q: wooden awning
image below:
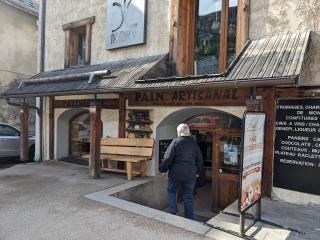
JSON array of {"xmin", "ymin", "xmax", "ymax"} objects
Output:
[
  {"xmin": 2, "ymin": 31, "xmax": 311, "ymax": 98},
  {"xmin": 1, "ymin": 54, "xmax": 170, "ymax": 98},
  {"xmin": 128, "ymin": 31, "xmax": 311, "ymax": 90}
]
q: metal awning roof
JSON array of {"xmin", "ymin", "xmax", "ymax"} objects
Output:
[
  {"xmin": 128, "ymin": 31, "xmax": 311, "ymax": 90},
  {"xmin": 1, "ymin": 0, "xmax": 39, "ymax": 16},
  {"xmin": 2, "ymin": 31, "xmax": 311, "ymax": 98},
  {"xmin": 2, "ymin": 54, "xmax": 170, "ymax": 98}
]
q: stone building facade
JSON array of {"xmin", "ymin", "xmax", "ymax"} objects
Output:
[
  {"xmin": 0, "ymin": 0, "xmax": 38, "ymax": 132},
  {"xmin": 3, "ymin": 0, "xmax": 320, "ymax": 209}
]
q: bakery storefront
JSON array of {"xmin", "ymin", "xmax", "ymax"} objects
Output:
[
  {"xmin": 1, "ymin": 30, "xmax": 312, "ymax": 212},
  {"xmin": 3, "ymin": 0, "xmax": 320, "ymax": 215}
]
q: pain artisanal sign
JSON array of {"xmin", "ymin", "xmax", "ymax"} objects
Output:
[
  {"xmin": 106, "ymin": 0, "xmax": 147, "ymax": 50},
  {"xmin": 127, "ymin": 88, "xmax": 251, "ymax": 106}
]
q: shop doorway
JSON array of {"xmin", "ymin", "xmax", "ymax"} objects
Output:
[
  {"xmin": 185, "ymin": 113, "xmax": 241, "ymax": 212},
  {"xmin": 157, "ymin": 108, "xmax": 242, "ymax": 220}
]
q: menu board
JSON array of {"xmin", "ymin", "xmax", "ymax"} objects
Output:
[
  {"xmin": 158, "ymin": 139, "xmax": 173, "ymax": 170},
  {"xmin": 239, "ymin": 112, "xmax": 266, "ymax": 213},
  {"xmin": 274, "ymin": 99, "xmax": 320, "ymax": 195}
]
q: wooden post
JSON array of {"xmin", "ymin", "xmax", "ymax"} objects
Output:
[
  {"xmin": 118, "ymin": 94, "xmax": 126, "ymax": 138},
  {"xmin": 20, "ymin": 103, "xmax": 29, "ymax": 163},
  {"xmin": 261, "ymin": 87, "xmax": 276, "ymax": 197},
  {"xmin": 48, "ymin": 97, "xmax": 54, "ymax": 160},
  {"xmin": 89, "ymin": 101, "xmax": 101, "ymax": 179},
  {"xmin": 126, "ymin": 162, "xmax": 133, "ymax": 181},
  {"xmin": 140, "ymin": 161, "xmax": 147, "ymax": 177},
  {"xmin": 117, "ymin": 94, "xmax": 126, "ymax": 170}
]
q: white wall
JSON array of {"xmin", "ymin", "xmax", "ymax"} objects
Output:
[
  {"xmin": 44, "ymin": 0, "xmax": 170, "ymax": 70},
  {"xmin": 127, "ymin": 105, "xmax": 246, "ymax": 176}
]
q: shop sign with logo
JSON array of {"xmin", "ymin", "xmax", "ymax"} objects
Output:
[
  {"xmin": 106, "ymin": 0, "xmax": 147, "ymax": 50},
  {"xmin": 239, "ymin": 112, "xmax": 266, "ymax": 213}
]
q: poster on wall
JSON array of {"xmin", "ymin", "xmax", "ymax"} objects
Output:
[
  {"xmin": 106, "ymin": 0, "xmax": 147, "ymax": 50},
  {"xmin": 158, "ymin": 139, "xmax": 173, "ymax": 171},
  {"xmin": 239, "ymin": 112, "xmax": 266, "ymax": 213},
  {"xmin": 274, "ymin": 99, "xmax": 320, "ymax": 195},
  {"xmin": 224, "ymin": 144, "xmax": 238, "ymax": 165}
]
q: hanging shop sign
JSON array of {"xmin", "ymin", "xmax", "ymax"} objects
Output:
[
  {"xmin": 127, "ymin": 88, "xmax": 251, "ymax": 106},
  {"xmin": 239, "ymin": 111, "xmax": 266, "ymax": 213},
  {"xmin": 106, "ymin": 0, "xmax": 147, "ymax": 50},
  {"xmin": 273, "ymin": 99, "xmax": 320, "ymax": 195}
]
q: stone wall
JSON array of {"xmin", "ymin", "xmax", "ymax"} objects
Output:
[
  {"xmin": 0, "ymin": 2, "xmax": 37, "ymax": 133},
  {"xmin": 250, "ymin": 0, "xmax": 320, "ymax": 86},
  {"xmin": 250, "ymin": 0, "xmax": 320, "ymax": 205},
  {"xmin": 44, "ymin": 0, "xmax": 170, "ymax": 70}
]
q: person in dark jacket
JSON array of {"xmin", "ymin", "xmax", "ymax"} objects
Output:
[{"xmin": 159, "ymin": 123, "xmax": 203, "ymax": 220}]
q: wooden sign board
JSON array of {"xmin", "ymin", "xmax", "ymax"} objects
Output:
[
  {"xmin": 54, "ymin": 99, "xmax": 119, "ymax": 109},
  {"xmin": 127, "ymin": 88, "xmax": 251, "ymax": 106}
]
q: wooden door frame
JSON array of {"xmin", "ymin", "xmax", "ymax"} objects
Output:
[
  {"xmin": 190, "ymin": 127, "xmax": 241, "ymax": 211},
  {"xmin": 212, "ymin": 128, "xmax": 241, "ymax": 211}
]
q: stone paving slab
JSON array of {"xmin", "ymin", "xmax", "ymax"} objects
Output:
[
  {"xmin": 205, "ymin": 199, "xmax": 320, "ymax": 240},
  {"xmin": 1, "ymin": 161, "xmax": 319, "ymax": 240},
  {"xmin": 0, "ymin": 161, "xmax": 209, "ymax": 240}
]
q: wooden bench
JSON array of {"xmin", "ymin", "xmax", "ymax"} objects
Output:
[{"xmin": 84, "ymin": 138, "xmax": 154, "ymax": 181}]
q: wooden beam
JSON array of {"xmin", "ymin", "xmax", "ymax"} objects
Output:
[
  {"xmin": 48, "ymin": 97, "xmax": 54, "ymax": 160},
  {"xmin": 175, "ymin": 0, "xmax": 196, "ymax": 76},
  {"xmin": 54, "ymin": 99, "xmax": 119, "ymax": 109},
  {"xmin": 89, "ymin": 101, "xmax": 102, "ymax": 178},
  {"xmin": 20, "ymin": 103, "xmax": 29, "ymax": 163},
  {"xmin": 118, "ymin": 94, "xmax": 126, "ymax": 138},
  {"xmin": 64, "ymin": 30, "xmax": 71, "ymax": 68},
  {"xmin": 169, "ymin": 0, "xmax": 179, "ymax": 72},
  {"xmin": 62, "ymin": 16, "xmax": 95, "ymax": 31},
  {"xmin": 261, "ymin": 87, "xmax": 276, "ymax": 197},
  {"xmin": 127, "ymin": 88, "xmax": 251, "ymax": 107},
  {"xmin": 85, "ymin": 23, "xmax": 92, "ymax": 65},
  {"xmin": 236, "ymin": 0, "xmax": 250, "ymax": 54},
  {"xmin": 219, "ymin": 0, "xmax": 229, "ymax": 72}
]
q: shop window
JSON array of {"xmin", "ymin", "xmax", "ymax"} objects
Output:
[
  {"xmin": 171, "ymin": 0, "xmax": 248, "ymax": 76},
  {"xmin": 195, "ymin": 0, "xmax": 237, "ymax": 74},
  {"xmin": 63, "ymin": 16, "xmax": 95, "ymax": 67}
]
